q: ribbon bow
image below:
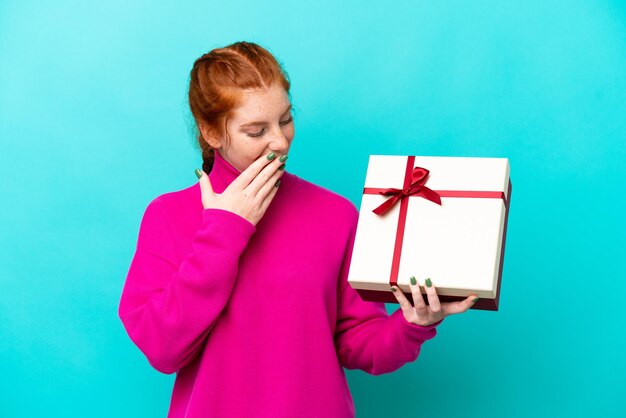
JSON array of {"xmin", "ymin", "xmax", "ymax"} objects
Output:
[{"xmin": 372, "ymin": 166, "xmax": 442, "ymax": 215}]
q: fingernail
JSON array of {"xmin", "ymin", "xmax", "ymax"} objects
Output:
[
  {"xmin": 410, "ymin": 276, "xmax": 417, "ymax": 286},
  {"xmin": 279, "ymin": 154, "xmax": 288, "ymax": 162},
  {"xmin": 390, "ymin": 286, "xmax": 397, "ymax": 292},
  {"xmin": 267, "ymin": 152, "xmax": 276, "ymax": 160},
  {"xmin": 275, "ymin": 179, "xmax": 281, "ymax": 188},
  {"xmin": 194, "ymin": 168, "xmax": 203, "ymax": 179},
  {"xmin": 425, "ymin": 278, "xmax": 432, "ymax": 288},
  {"xmin": 279, "ymin": 163, "xmax": 286, "ymax": 170},
  {"xmin": 472, "ymin": 296, "xmax": 479, "ymax": 303}
]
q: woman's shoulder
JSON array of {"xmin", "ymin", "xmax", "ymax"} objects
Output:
[
  {"xmin": 144, "ymin": 182, "xmax": 202, "ymax": 219},
  {"xmin": 282, "ymin": 172, "xmax": 358, "ymax": 221}
]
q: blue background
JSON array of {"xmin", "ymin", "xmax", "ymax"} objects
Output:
[{"xmin": 1, "ymin": 1, "xmax": 625, "ymax": 416}]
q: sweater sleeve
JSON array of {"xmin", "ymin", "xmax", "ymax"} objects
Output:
[
  {"xmin": 118, "ymin": 198, "xmax": 256, "ymax": 374},
  {"xmin": 333, "ymin": 205, "xmax": 444, "ymax": 376}
]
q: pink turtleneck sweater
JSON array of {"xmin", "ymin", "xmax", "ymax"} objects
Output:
[{"xmin": 118, "ymin": 151, "xmax": 443, "ymax": 417}]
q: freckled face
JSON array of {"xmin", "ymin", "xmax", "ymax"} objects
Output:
[{"xmin": 211, "ymin": 83, "xmax": 295, "ymax": 173}]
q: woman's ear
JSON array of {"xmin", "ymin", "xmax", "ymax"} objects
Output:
[{"xmin": 199, "ymin": 122, "xmax": 222, "ymax": 149}]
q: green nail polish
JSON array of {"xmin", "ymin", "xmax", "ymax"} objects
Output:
[
  {"xmin": 275, "ymin": 179, "xmax": 281, "ymax": 188},
  {"xmin": 410, "ymin": 276, "xmax": 417, "ymax": 286},
  {"xmin": 279, "ymin": 163, "xmax": 286, "ymax": 170},
  {"xmin": 425, "ymin": 278, "xmax": 432, "ymax": 288},
  {"xmin": 279, "ymin": 154, "xmax": 288, "ymax": 162},
  {"xmin": 472, "ymin": 297, "xmax": 479, "ymax": 303},
  {"xmin": 194, "ymin": 168, "xmax": 203, "ymax": 179},
  {"xmin": 267, "ymin": 152, "xmax": 276, "ymax": 160},
  {"xmin": 390, "ymin": 286, "xmax": 397, "ymax": 292}
]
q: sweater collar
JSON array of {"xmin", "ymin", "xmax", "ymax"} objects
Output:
[{"xmin": 208, "ymin": 150, "xmax": 241, "ymax": 194}]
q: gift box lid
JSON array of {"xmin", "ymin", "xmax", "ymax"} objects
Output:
[{"xmin": 364, "ymin": 155, "xmax": 510, "ymax": 199}]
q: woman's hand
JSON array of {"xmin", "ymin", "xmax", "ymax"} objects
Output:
[
  {"xmin": 195, "ymin": 152, "xmax": 286, "ymax": 227},
  {"xmin": 391, "ymin": 277, "xmax": 478, "ymax": 326}
]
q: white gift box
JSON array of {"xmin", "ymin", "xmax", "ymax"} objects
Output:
[{"xmin": 347, "ymin": 155, "xmax": 512, "ymax": 311}]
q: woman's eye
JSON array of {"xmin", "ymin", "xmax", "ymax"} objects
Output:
[
  {"xmin": 247, "ymin": 117, "xmax": 293, "ymax": 138},
  {"xmin": 248, "ymin": 129, "xmax": 265, "ymax": 138}
]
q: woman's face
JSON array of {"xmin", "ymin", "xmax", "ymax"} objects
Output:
[{"xmin": 207, "ymin": 82, "xmax": 294, "ymax": 173}]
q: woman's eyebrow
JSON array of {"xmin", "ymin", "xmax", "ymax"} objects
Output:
[{"xmin": 240, "ymin": 104, "xmax": 292, "ymax": 128}]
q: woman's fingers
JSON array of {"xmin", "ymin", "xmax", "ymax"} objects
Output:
[
  {"xmin": 195, "ymin": 152, "xmax": 286, "ymax": 226},
  {"xmin": 257, "ymin": 163, "xmax": 285, "ymax": 203},
  {"xmin": 246, "ymin": 154, "xmax": 285, "ymax": 196},
  {"xmin": 390, "ymin": 285, "xmax": 415, "ymax": 316},
  {"xmin": 230, "ymin": 152, "xmax": 278, "ymax": 191},
  {"xmin": 423, "ymin": 278, "xmax": 442, "ymax": 314},
  {"xmin": 196, "ymin": 168, "xmax": 215, "ymax": 209},
  {"xmin": 408, "ymin": 276, "xmax": 427, "ymax": 314},
  {"xmin": 259, "ymin": 178, "xmax": 281, "ymax": 213},
  {"xmin": 443, "ymin": 295, "xmax": 478, "ymax": 316}
]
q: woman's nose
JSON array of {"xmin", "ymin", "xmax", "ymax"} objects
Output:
[{"xmin": 268, "ymin": 130, "xmax": 290, "ymax": 153}]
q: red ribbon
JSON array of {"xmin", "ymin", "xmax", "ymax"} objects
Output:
[
  {"xmin": 362, "ymin": 156, "xmax": 507, "ymax": 286},
  {"xmin": 368, "ymin": 166, "xmax": 442, "ymax": 215}
]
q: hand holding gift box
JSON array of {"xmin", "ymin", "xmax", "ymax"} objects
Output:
[
  {"xmin": 390, "ymin": 276, "xmax": 478, "ymax": 326},
  {"xmin": 347, "ymin": 155, "xmax": 512, "ymax": 312}
]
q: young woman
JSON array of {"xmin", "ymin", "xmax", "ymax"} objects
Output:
[{"xmin": 118, "ymin": 41, "xmax": 477, "ymax": 418}]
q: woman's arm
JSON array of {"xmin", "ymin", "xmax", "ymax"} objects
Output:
[
  {"xmin": 118, "ymin": 198, "xmax": 255, "ymax": 374},
  {"xmin": 333, "ymin": 206, "xmax": 443, "ymax": 376}
]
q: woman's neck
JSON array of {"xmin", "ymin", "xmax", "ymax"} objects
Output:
[{"xmin": 208, "ymin": 150, "xmax": 241, "ymax": 194}]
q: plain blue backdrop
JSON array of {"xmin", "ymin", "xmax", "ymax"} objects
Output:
[{"xmin": 1, "ymin": 1, "xmax": 625, "ymax": 417}]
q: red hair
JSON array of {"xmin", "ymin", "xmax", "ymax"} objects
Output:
[{"xmin": 188, "ymin": 41, "xmax": 291, "ymax": 173}]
